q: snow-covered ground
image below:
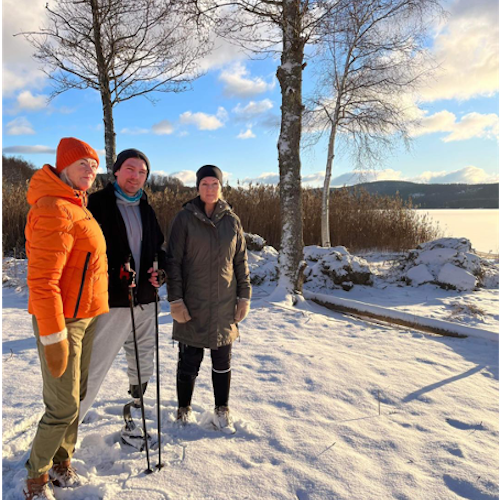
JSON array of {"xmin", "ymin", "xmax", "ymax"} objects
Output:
[
  {"xmin": 2, "ymin": 247, "xmax": 499, "ymax": 499},
  {"xmin": 247, "ymin": 238, "xmax": 499, "ymax": 335}
]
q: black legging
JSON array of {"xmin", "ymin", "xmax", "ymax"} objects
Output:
[{"xmin": 177, "ymin": 343, "xmax": 232, "ymax": 408}]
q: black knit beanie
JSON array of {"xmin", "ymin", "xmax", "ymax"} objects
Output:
[
  {"xmin": 113, "ymin": 149, "xmax": 150, "ymax": 178},
  {"xmin": 196, "ymin": 165, "xmax": 223, "ymax": 189}
]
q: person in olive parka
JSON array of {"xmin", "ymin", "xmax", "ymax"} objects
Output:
[{"xmin": 166, "ymin": 165, "xmax": 251, "ymax": 433}]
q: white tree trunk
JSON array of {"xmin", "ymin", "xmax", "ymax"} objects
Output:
[
  {"xmin": 275, "ymin": 0, "xmax": 306, "ymax": 295},
  {"xmin": 321, "ymin": 123, "xmax": 337, "ymax": 247}
]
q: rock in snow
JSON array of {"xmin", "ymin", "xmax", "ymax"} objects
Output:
[
  {"xmin": 437, "ymin": 263, "xmax": 477, "ymax": 291},
  {"xmin": 406, "ymin": 264, "xmax": 434, "ymax": 285},
  {"xmin": 399, "ymin": 237, "xmax": 488, "ymax": 291}
]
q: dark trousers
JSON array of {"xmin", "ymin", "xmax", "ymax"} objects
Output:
[{"xmin": 177, "ymin": 343, "xmax": 232, "ymax": 408}]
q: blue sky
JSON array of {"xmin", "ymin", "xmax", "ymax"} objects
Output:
[{"xmin": 2, "ymin": 0, "xmax": 499, "ymax": 187}]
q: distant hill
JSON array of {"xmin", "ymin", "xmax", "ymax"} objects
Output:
[{"xmin": 336, "ymin": 181, "xmax": 499, "ymax": 209}]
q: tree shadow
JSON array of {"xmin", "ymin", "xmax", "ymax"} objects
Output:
[{"xmin": 402, "ymin": 364, "xmax": 486, "ymax": 403}]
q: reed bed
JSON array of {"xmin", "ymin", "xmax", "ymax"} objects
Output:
[{"xmin": 3, "ymin": 179, "xmax": 440, "ymax": 257}]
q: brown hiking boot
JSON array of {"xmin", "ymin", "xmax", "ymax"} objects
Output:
[
  {"xmin": 214, "ymin": 406, "xmax": 236, "ymax": 434},
  {"xmin": 50, "ymin": 459, "xmax": 81, "ymax": 488},
  {"xmin": 176, "ymin": 406, "xmax": 195, "ymax": 425},
  {"xmin": 23, "ymin": 473, "xmax": 56, "ymax": 500}
]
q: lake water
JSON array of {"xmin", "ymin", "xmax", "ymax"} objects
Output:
[{"xmin": 419, "ymin": 209, "xmax": 499, "ymax": 255}]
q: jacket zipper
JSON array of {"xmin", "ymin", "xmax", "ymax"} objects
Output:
[{"xmin": 73, "ymin": 252, "xmax": 91, "ymax": 318}]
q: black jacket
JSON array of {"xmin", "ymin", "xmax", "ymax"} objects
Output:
[{"xmin": 88, "ymin": 183, "xmax": 167, "ymax": 308}]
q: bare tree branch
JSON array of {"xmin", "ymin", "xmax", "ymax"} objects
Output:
[{"xmin": 20, "ymin": 0, "xmax": 212, "ymax": 172}]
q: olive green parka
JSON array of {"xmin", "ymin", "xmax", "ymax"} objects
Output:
[{"xmin": 166, "ymin": 197, "xmax": 251, "ymax": 349}]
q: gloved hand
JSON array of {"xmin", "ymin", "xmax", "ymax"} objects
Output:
[
  {"xmin": 44, "ymin": 339, "xmax": 69, "ymax": 378},
  {"xmin": 170, "ymin": 300, "xmax": 192, "ymax": 323},
  {"xmin": 235, "ymin": 299, "xmax": 250, "ymax": 323}
]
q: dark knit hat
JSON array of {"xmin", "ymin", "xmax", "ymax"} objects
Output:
[
  {"xmin": 113, "ymin": 149, "xmax": 150, "ymax": 177},
  {"xmin": 196, "ymin": 165, "xmax": 223, "ymax": 189},
  {"xmin": 56, "ymin": 137, "xmax": 99, "ymax": 173}
]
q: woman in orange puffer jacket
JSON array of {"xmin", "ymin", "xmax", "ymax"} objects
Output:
[{"xmin": 24, "ymin": 137, "xmax": 108, "ymax": 500}]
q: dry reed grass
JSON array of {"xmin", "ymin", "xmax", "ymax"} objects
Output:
[{"xmin": 3, "ymin": 179, "xmax": 440, "ymax": 257}]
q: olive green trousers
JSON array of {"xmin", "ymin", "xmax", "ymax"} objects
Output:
[{"xmin": 26, "ymin": 315, "xmax": 97, "ymax": 478}]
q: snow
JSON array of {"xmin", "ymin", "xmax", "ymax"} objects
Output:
[
  {"xmin": 2, "ymin": 247, "xmax": 499, "ymax": 499},
  {"xmin": 437, "ymin": 264, "xmax": 477, "ymax": 292},
  {"xmin": 304, "ymin": 246, "xmax": 372, "ymax": 291},
  {"xmin": 406, "ymin": 264, "xmax": 434, "ymax": 285},
  {"xmin": 399, "ymin": 238, "xmax": 486, "ymax": 291},
  {"xmin": 303, "ymin": 291, "xmax": 498, "ymax": 342},
  {"xmin": 248, "ymin": 240, "xmax": 498, "ymax": 333}
]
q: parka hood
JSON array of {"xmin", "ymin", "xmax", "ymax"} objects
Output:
[{"xmin": 27, "ymin": 164, "xmax": 87, "ymax": 207}]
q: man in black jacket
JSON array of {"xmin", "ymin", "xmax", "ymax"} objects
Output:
[{"xmin": 79, "ymin": 149, "xmax": 166, "ymax": 438}]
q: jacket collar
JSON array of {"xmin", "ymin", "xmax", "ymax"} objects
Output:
[
  {"xmin": 27, "ymin": 164, "xmax": 88, "ymax": 207},
  {"xmin": 184, "ymin": 196, "xmax": 232, "ymax": 224}
]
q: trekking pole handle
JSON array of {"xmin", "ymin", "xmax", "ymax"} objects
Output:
[{"xmin": 121, "ymin": 255, "xmax": 136, "ymax": 289}]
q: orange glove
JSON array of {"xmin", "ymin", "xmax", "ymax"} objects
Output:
[
  {"xmin": 170, "ymin": 300, "xmax": 192, "ymax": 324},
  {"xmin": 44, "ymin": 339, "xmax": 69, "ymax": 378},
  {"xmin": 235, "ymin": 299, "xmax": 250, "ymax": 323}
]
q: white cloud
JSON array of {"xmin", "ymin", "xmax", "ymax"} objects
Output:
[
  {"xmin": 121, "ymin": 127, "xmax": 149, "ymax": 135},
  {"xmin": 443, "ymin": 113, "xmax": 498, "ymax": 142},
  {"xmin": 411, "ymin": 110, "xmax": 499, "ymax": 142},
  {"xmin": 328, "ymin": 169, "xmax": 404, "ymax": 187},
  {"xmin": 219, "ymin": 63, "xmax": 275, "ymax": 98},
  {"xmin": 410, "ymin": 166, "xmax": 499, "ymax": 184},
  {"xmin": 6, "ymin": 117, "xmax": 35, "ymax": 135},
  {"xmin": 169, "ymin": 168, "xmax": 232, "ymax": 186},
  {"xmin": 241, "ymin": 172, "xmax": 280, "ymax": 185},
  {"xmin": 238, "ymin": 166, "xmax": 498, "ymax": 188},
  {"xmin": 152, "ymin": 120, "xmax": 174, "ymax": 135},
  {"xmin": 2, "ymin": 0, "xmax": 48, "ymax": 95},
  {"xmin": 237, "ymin": 129, "xmax": 256, "ymax": 139},
  {"xmin": 233, "ymin": 99, "xmax": 274, "ymax": 118},
  {"xmin": 120, "ymin": 120, "xmax": 174, "ymax": 135},
  {"xmin": 16, "ymin": 90, "xmax": 48, "ymax": 111},
  {"xmin": 170, "ymin": 170, "xmax": 197, "ymax": 186},
  {"xmin": 198, "ymin": 35, "xmax": 247, "ymax": 72},
  {"xmin": 179, "ymin": 107, "xmax": 227, "ymax": 131},
  {"xmin": 2, "ymin": 145, "xmax": 55, "ymax": 154},
  {"xmin": 420, "ymin": 0, "xmax": 499, "ymax": 102}
]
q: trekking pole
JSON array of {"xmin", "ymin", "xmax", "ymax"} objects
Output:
[
  {"xmin": 125, "ymin": 260, "xmax": 153, "ymax": 474},
  {"xmin": 153, "ymin": 254, "xmax": 164, "ymax": 470}
]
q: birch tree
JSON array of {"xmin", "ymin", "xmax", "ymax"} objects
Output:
[
  {"xmin": 21, "ymin": 0, "xmax": 210, "ymax": 172},
  {"xmin": 305, "ymin": 0, "xmax": 442, "ymax": 247},
  {"xmin": 194, "ymin": 0, "xmax": 341, "ymax": 294}
]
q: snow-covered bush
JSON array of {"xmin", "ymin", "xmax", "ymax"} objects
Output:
[
  {"xmin": 245, "ymin": 232, "xmax": 266, "ymax": 251},
  {"xmin": 397, "ymin": 237, "xmax": 489, "ymax": 291},
  {"xmin": 479, "ymin": 258, "xmax": 499, "ymax": 289},
  {"xmin": 304, "ymin": 246, "xmax": 373, "ymax": 291},
  {"xmin": 247, "ymin": 245, "xmax": 279, "ymax": 286}
]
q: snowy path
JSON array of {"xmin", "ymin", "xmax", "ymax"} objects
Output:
[{"xmin": 2, "ymin": 287, "xmax": 499, "ymax": 499}]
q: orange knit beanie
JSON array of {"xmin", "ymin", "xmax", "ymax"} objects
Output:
[{"xmin": 56, "ymin": 137, "xmax": 99, "ymax": 173}]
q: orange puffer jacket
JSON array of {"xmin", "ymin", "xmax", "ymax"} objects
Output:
[{"xmin": 25, "ymin": 165, "xmax": 109, "ymax": 345}]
